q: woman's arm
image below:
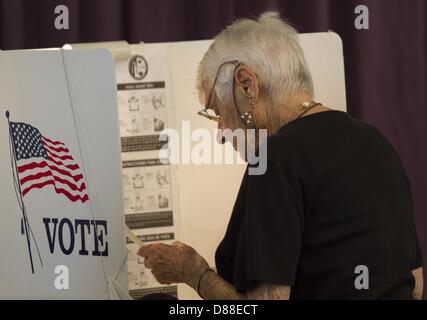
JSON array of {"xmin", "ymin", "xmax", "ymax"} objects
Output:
[
  {"xmin": 195, "ymin": 270, "xmax": 244, "ymax": 300},
  {"xmin": 412, "ymin": 267, "xmax": 423, "ymax": 300},
  {"xmin": 138, "ymin": 241, "xmax": 291, "ymax": 300},
  {"xmin": 195, "ymin": 270, "xmax": 291, "ymax": 300}
]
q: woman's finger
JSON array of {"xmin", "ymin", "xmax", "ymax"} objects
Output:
[
  {"xmin": 138, "ymin": 244, "xmax": 154, "ymax": 257},
  {"xmin": 144, "ymin": 257, "xmax": 154, "ymax": 269}
]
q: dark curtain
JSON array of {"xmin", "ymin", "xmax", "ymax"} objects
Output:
[{"xmin": 1, "ymin": 0, "xmax": 426, "ymax": 297}]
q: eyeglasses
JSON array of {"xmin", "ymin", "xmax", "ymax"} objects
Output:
[
  {"xmin": 197, "ymin": 60, "xmax": 240, "ymax": 122},
  {"xmin": 197, "ymin": 108, "xmax": 220, "ymax": 122}
]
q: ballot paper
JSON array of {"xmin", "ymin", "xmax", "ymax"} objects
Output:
[
  {"xmin": 126, "ymin": 231, "xmax": 177, "ymax": 299},
  {"xmin": 125, "ymin": 224, "xmax": 144, "ymax": 247}
]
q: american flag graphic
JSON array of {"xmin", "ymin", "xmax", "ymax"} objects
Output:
[{"xmin": 10, "ymin": 121, "xmax": 89, "ymax": 203}]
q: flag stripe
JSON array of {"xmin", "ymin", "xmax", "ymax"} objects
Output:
[
  {"xmin": 19, "ymin": 170, "xmax": 87, "ymax": 192},
  {"xmin": 43, "ymin": 143, "xmax": 69, "ymax": 154},
  {"xmin": 20, "ymin": 174, "xmax": 89, "ymax": 202},
  {"xmin": 18, "ymin": 161, "xmax": 83, "ymax": 182},
  {"xmin": 42, "ymin": 142, "xmax": 70, "ymax": 155},
  {"xmin": 41, "ymin": 135, "xmax": 65, "ymax": 146},
  {"xmin": 45, "ymin": 148, "xmax": 74, "ymax": 161},
  {"xmin": 46, "ymin": 155, "xmax": 80, "ymax": 170},
  {"xmin": 22, "ymin": 179, "xmax": 89, "ymax": 202}
]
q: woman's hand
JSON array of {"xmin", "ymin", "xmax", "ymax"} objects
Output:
[{"xmin": 138, "ymin": 241, "xmax": 209, "ymax": 289}]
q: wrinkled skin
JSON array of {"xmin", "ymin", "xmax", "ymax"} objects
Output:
[{"xmin": 138, "ymin": 241, "xmax": 209, "ymax": 289}]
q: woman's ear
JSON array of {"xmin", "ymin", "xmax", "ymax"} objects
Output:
[{"xmin": 234, "ymin": 65, "xmax": 259, "ymax": 100}]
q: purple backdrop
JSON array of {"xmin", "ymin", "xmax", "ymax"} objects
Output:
[{"xmin": 1, "ymin": 0, "xmax": 426, "ymax": 297}]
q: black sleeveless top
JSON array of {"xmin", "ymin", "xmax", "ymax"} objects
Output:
[{"xmin": 215, "ymin": 111, "xmax": 422, "ymax": 299}]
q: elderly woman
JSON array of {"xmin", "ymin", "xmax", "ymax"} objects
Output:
[{"xmin": 139, "ymin": 12, "xmax": 423, "ymax": 299}]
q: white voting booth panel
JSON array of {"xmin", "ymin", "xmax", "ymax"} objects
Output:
[
  {"xmin": 0, "ymin": 49, "xmax": 127, "ymax": 299},
  {"xmin": 168, "ymin": 32, "xmax": 346, "ymax": 299}
]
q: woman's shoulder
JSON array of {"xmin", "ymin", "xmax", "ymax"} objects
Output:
[{"xmin": 264, "ymin": 110, "xmax": 392, "ymax": 163}]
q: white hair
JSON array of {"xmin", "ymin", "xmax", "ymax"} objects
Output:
[{"xmin": 197, "ymin": 11, "xmax": 313, "ymax": 106}]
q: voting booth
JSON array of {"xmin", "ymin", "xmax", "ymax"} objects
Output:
[
  {"xmin": 0, "ymin": 32, "xmax": 346, "ymax": 299},
  {"xmin": 0, "ymin": 49, "xmax": 128, "ymax": 299}
]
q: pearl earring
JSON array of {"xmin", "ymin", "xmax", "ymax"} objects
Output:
[
  {"xmin": 239, "ymin": 93, "xmax": 255, "ymax": 126},
  {"xmin": 246, "ymin": 94, "xmax": 255, "ymax": 105},
  {"xmin": 240, "ymin": 111, "xmax": 253, "ymax": 126}
]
